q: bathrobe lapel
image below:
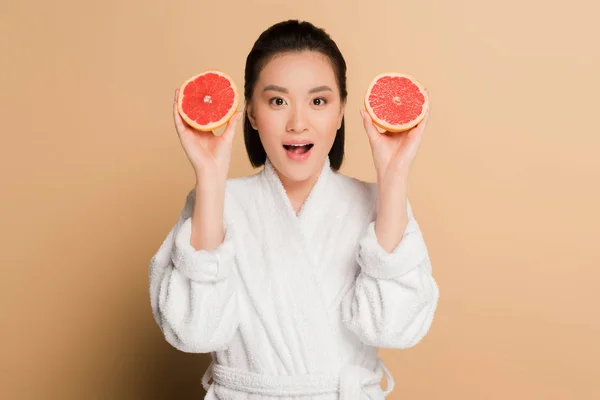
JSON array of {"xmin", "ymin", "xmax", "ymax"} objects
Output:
[{"xmin": 257, "ymin": 157, "xmax": 342, "ymax": 372}]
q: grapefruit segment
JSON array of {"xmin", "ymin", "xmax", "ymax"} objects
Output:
[
  {"xmin": 365, "ymin": 73, "xmax": 429, "ymax": 133},
  {"xmin": 177, "ymin": 70, "xmax": 239, "ymax": 132}
]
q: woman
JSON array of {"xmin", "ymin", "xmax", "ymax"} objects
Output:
[{"xmin": 149, "ymin": 19, "xmax": 439, "ymax": 399}]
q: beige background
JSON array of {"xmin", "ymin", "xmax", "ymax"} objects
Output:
[{"xmin": 2, "ymin": 0, "xmax": 599, "ymax": 398}]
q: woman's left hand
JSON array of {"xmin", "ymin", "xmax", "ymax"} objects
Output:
[{"xmin": 360, "ymin": 93, "xmax": 430, "ymax": 185}]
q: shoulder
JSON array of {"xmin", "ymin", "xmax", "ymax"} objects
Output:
[
  {"xmin": 331, "ymin": 172, "xmax": 414, "ymax": 218},
  {"xmin": 224, "ymin": 172, "xmax": 262, "ymax": 206},
  {"xmin": 331, "ymin": 171, "xmax": 378, "ymax": 215},
  {"xmin": 334, "ymin": 171, "xmax": 377, "ymax": 200}
]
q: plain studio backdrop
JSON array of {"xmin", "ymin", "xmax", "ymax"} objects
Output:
[{"xmin": 1, "ymin": 0, "xmax": 599, "ymax": 399}]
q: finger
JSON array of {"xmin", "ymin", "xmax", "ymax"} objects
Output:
[
  {"xmin": 360, "ymin": 109, "xmax": 380, "ymax": 144},
  {"xmin": 411, "ymin": 101, "xmax": 431, "ymax": 132},
  {"xmin": 221, "ymin": 111, "xmax": 243, "ymax": 143},
  {"xmin": 406, "ymin": 105, "xmax": 430, "ymax": 150},
  {"xmin": 417, "ymin": 105, "xmax": 430, "ymax": 129},
  {"xmin": 173, "ymin": 95, "xmax": 197, "ymax": 137},
  {"xmin": 173, "ymin": 96, "xmax": 186, "ymax": 136},
  {"xmin": 421, "ymin": 103, "xmax": 431, "ymax": 128},
  {"xmin": 409, "ymin": 113, "xmax": 428, "ymax": 142}
]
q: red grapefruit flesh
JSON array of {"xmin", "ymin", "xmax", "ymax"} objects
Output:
[
  {"xmin": 365, "ymin": 73, "xmax": 429, "ymax": 132},
  {"xmin": 177, "ymin": 70, "xmax": 239, "ymax": 132}
]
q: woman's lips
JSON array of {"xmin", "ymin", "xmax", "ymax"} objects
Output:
[{"xmin": 283, "ymin": 143, "xmax": 314, "ymax": 161}]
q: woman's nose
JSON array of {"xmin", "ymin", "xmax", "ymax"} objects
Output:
[{"xmin": 286, "ymin": 106, "xmax": 308, "ymax": 133}]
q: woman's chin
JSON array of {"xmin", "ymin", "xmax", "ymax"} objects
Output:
[{"xmin": 270, "ymin": 153, "xmax": 324, "ymax": 184}]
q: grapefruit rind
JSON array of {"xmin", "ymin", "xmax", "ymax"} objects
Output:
[
  {"xmin": 177, "ymin": 70, "xmax": 239, "ymax": 132},
  {"xmin": 364, "ymin": 72, "xmax": 429, "ymax": 133}
]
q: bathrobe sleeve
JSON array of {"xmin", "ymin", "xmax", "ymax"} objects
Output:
[
  {"xmin": 342, "ymin": 198, "xmax": 439, "ymax": 349},
  {"xmin": 149, "ymin": 188, "xmax": 239, "ymax": 353}
]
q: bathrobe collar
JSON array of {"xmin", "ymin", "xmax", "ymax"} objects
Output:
[{"xmin": 261, "ymin": 156, "xmax": 334, "ymax": 224}]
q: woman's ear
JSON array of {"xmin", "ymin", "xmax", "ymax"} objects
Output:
[
  {"xmin": 337, "ymin": 103, "xmax": 345, "ymax": 130},
  {"xmin": 246, "ymin": 103, "xmax": 258, "ymax": 130}
]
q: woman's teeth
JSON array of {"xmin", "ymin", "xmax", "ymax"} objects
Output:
[{"xmin": 283, "ymin": 144, "xmax": 314, "ymax": 154}]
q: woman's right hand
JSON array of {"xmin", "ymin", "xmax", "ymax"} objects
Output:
[{"xmin": 173, "ymin": 88, "xmax": 243, "ymax": 183}]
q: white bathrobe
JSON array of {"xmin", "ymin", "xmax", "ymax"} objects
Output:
[{"xmin": 149, "ymin": 157, "xmax": 439, "ymax": 399}]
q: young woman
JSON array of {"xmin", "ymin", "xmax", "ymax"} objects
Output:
[{"xmin": 150, "ymin": 19, "xmax": 439, "ymax": 399}]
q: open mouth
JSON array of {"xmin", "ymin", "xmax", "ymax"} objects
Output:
[{"xmin": 283, "ymin": 143, "xmax": 314, "ymax": 155}]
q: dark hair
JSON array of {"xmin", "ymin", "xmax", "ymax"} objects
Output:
[{"xmin": 243, "ymin": 20, "xmax": 347, "ymax": 171}]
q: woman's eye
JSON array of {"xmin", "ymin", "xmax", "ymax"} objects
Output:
[
  {"xmin": 313, "ymin": 98, "xmax": 327, "ymax": 106},
  {"xmin": 269, "ymin": 97, "xmax": 286, "ymax": 106}
]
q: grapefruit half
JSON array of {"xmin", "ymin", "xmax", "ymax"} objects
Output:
[
  {"xmin": 177, "ymin": 70, "xmax": 239, "ymax": 132},
  {"xmin": 364, "ymin": 73, "xmax": 429, "ymax": 133}
]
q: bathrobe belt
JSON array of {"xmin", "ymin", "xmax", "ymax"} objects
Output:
[{"xmin": 201, "ymin": 358, "xmax": 395, "ymax": 398}]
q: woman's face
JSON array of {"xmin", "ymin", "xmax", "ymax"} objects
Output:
[{"xmin": 247, "ymin": 51, "xmax": 344, "ymax": 183}]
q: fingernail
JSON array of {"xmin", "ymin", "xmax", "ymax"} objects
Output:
[
  {"xmin": 174, "ymin": 89, "xmax": 178, "ymax": 102},
  {"xmin": 359, "ymin": 109, "xmax": 365, "ymax": 119}
]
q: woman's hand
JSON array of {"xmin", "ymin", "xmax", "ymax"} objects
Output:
[
  {"xmin": 360, "ymin": 92, "xmax": 430, "ymax": 186},
  {"xmin": 173, "ymin": 88, "xmax": 242, "ymax": 183}
]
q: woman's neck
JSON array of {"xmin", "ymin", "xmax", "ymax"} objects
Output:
[{"xmin": 277, "ymin": 170, "xmax": 321, "ymax": 215}]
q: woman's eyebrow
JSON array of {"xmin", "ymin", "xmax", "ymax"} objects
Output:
[
  {"xmin": 262, "ymin": 85, "xmax": 333, "ymax": 94},
  {"xmin": 263, "ymin": 85, "xmax": 288, "ymax": 93},
  {"xmin": 308, "ymin": 85, "xmax": 333, "ymax": 94}
]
